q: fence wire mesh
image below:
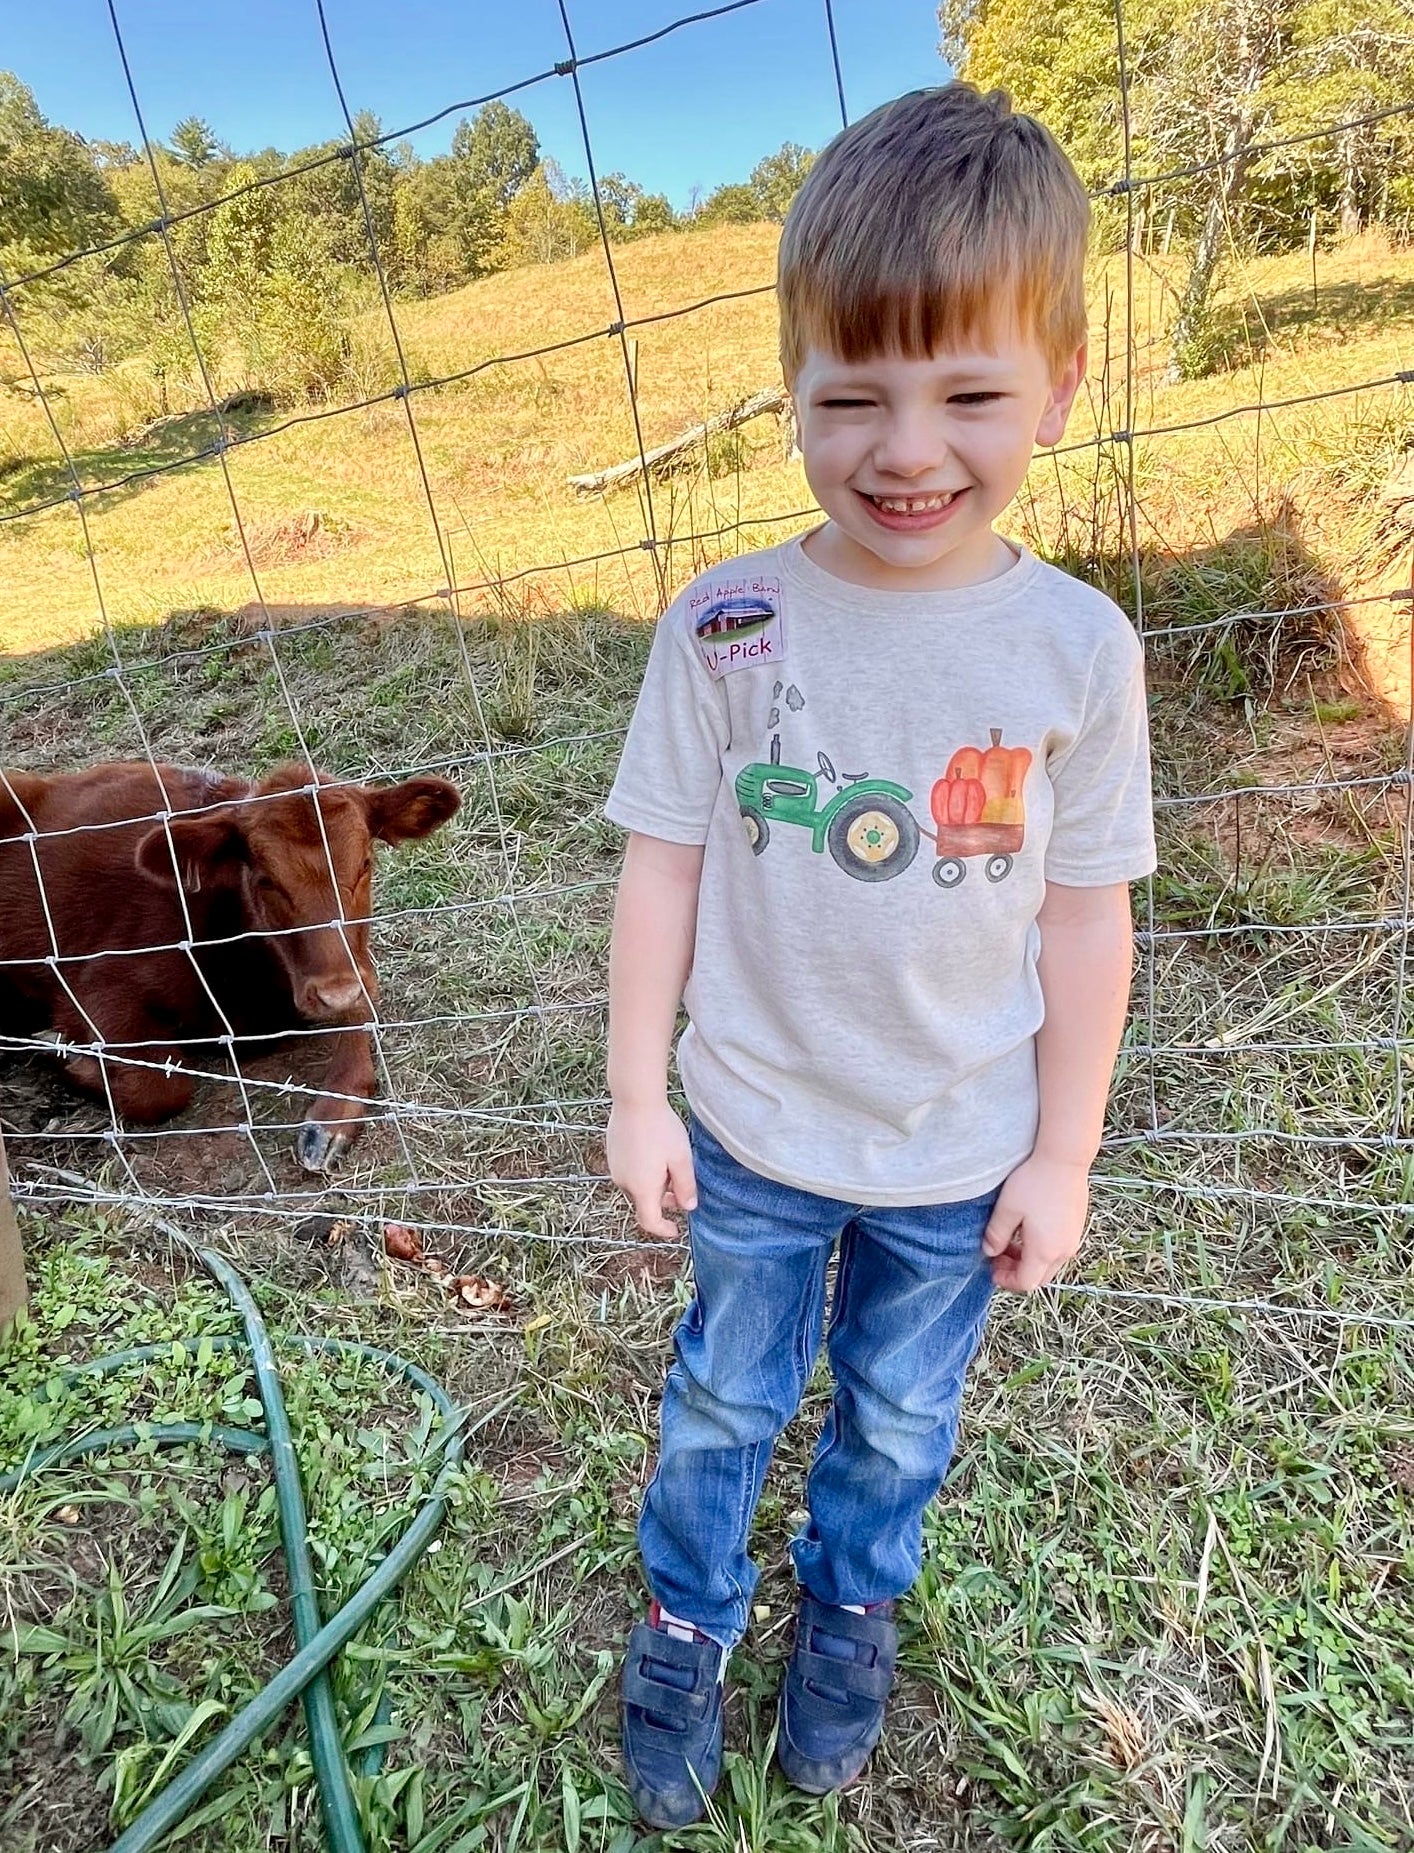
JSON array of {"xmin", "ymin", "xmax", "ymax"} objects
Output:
[{"xmin": 2, "ymin": 0, "xmax": 1413, "ymax": 1358}]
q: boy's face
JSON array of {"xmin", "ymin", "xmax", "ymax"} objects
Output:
[{"xmin": 792, "ymin": 328, "xmax": 1086, "ymax": 591}]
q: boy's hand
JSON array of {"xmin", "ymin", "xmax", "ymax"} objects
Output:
[
  {"xmin": 607, "ymin": 1101, "xmax": 697, "ymax": 1240},
  {"xmin": 982, "ymin": 1154, "xmax": 1090, "ymax": 1292}
]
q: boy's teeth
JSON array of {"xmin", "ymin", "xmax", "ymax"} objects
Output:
[{"xmin": 875, "ymin": 493, "xmax": 955, "ymax": 512}]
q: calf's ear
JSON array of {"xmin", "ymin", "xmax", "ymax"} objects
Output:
[
  {"xmin": 135, "ymin": 812, "xmax": 246, "ymax": 890},
  {"xmin": 365, "ymin": 777, "xmax": 461, "ymax": 844}
]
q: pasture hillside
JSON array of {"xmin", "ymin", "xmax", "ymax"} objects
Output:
[
  {"xmin": 2, "ymin": 224, "xmax": 1412, "ymax": 690},
  {"xmin": 1, "ymin": 222, "xmax": 1412, "ymax": 1853}
]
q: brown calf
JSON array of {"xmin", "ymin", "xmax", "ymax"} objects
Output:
[{"xmin": 0, "ymin": 761, "xmax": 460, "ymax": 1171}]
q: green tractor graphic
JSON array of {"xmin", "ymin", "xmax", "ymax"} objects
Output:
[{"xmin": 735, "ymin": 738, "xmax": 919, "ymax": 882}]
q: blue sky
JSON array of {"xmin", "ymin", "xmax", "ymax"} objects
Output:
[{"xmin": 8, "ymin": 1, "xmax": 948, "ymax": 210}]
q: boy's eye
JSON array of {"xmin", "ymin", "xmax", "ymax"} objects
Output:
[
  {"xmin": 819, "ymin": 396, "xmax": 874, "ymax": 409},
  {"xmin": 950, "ymin": 392, "xmax": 1003, "ymax": 406}
]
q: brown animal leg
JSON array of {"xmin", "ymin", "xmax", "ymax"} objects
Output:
[
  {"xmin": 43, "ymin": 1037, "xmax": 108, "ymax": 1097},
  {"xmin": 46, "ymin": 1007, "xmax": 194, "ymax": 1122},
  {"xmin": 109, "ymin": 1056, "xmax": 196, "ymax": 1124},
  {"xmin": 50, "ymin": 1043, "xmax": 193, "ymax": 1121},
  {"xmin": 295, "ymin": 1029, "xmax": 377, "ymax": 1174}
]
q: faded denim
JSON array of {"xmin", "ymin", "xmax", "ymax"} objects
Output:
[{"xmin": 638, "ymin": 1118, "xmax": 997, "ymax": 1647}]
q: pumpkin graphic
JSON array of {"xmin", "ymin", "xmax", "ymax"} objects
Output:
[
  {"xmin": 932, "ymin": 730, "xmax": 1031, "ymax": 831},
  {"xmin": 935, "ymin": 773, "xmax": 987, "ymax": 828},
  {"xmin": 927, "ymin": 729, "xmax": 1032, "ymax": 889}
]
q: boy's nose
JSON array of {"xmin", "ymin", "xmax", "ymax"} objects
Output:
[{"xmin": 874, "ymin": 415, "xmax": 947, "ymax": 479}]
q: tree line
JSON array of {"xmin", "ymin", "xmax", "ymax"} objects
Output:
[
  {"xmin": 0, "ymin": 73, "xmax": 815, "ymax": 406},
  {"xmin": 6, "ymin": 1, "xmax": 1412, "ymax": 414},
  {"xmin": 940, "ymin": 0, "xmax": 1414, "ymax": 375}
]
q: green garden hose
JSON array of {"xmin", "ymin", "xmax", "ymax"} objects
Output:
[{"xmin": 0, "ymin": 1248, "xmax": 472, "ymax": 1853}]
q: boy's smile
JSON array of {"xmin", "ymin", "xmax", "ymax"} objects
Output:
[
  {"xmin": 792, "ymin": 334, "xmax": 1085, "ymax": 591},
  {"xmin": 862, "ymin": 489, "xmax": 962, "ymax": 531}
]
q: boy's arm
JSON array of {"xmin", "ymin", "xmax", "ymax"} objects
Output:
[
  {"xmin": 607, "ymin": 830, "xmax": 706, "ymax": 1239},
  {"xmin": 983, "ymin": 879, "xmax": 1134, "ymax": 1292}
]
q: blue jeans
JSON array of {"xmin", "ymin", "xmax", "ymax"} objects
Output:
[{"xmin": 639, "ymin": 1119, "xmax": 997, "ymax": 1648}]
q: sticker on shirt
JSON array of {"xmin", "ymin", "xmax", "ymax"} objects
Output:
[
  {"xmin": 690, "ymin": 574, "xmax": 785, "ymax": 678},
  {"xmin": 734, "ymin": 714, "xmax": 1031, "ymax": 890}
]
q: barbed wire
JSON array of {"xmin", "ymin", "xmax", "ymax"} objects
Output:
[
  {"xmin": 9, "ymin": 1042, "xmax": 1414, "ymax": 1157},
  {"xmin": 8, "ymin": 1012, "xmax": 1414, "ymax": 1065}
]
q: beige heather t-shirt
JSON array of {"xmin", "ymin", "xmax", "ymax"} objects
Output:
[{"xmin": 606, "ymin": 533, "xmax": 1157, "ymax": 1205}]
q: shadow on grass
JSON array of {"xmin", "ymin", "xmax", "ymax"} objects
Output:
[
  {"xmin": 1199, "ymin": 273, "xmax": 1414, "ymax": 372},
  {"xmin": 0, "ymin": 397, "xmax": 279, "ymax": 521}
]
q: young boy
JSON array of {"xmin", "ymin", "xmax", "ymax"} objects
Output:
[{"xmin": 603, "ymin": 83, "xmax": 1156, "ymax": 1828}]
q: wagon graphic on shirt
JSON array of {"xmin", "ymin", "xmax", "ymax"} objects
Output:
[
  {"xmin": 924, "ymin": 730, "xmax": 1032, "ymax": 888},
  {"xmin": 733, "ymin": 726, "xmax": 1031, "ymax": 889}
]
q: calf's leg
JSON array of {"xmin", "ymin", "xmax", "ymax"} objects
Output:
[
  {"xmin": 47, "ymin": 1002, "xmax": 195, "ymax": 1121},
  {"xmin": 295, "ymin": 1028, "xmax": 378, "ymax": 1173}
]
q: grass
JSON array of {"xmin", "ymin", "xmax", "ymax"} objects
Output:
[
  {"xmin": 2, "ymin": 222, "xmax": 1414, "ymax": 1849},
  {"xmin": 2, "ymin": 226, "xmax": 1413, "ymax": 684},
  {"xmin": 2, "ymin": 574, "xmax": 1413, "ymax": 1850}
]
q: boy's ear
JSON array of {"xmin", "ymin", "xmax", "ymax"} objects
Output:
[{"xmin": 1036, "ymin": 342, "xmax": 1087, "ymax": 448}]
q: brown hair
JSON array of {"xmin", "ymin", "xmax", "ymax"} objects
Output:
[{"xmin": 778, "ymin": 84, "xmax": 1090, "ymax": 382}]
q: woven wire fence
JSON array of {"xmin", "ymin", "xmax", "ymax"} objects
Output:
[{"xmin": 2, "ymin": 0, "xmax": 1413, "ymax": 1341}]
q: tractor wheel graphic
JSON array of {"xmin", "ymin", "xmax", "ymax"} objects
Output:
[
  {"xmin": 827, "ymin": 794, "xmax": 919, "ymax": 882},
  {"xmin": 932, "ymin": 857, "xmax": 966, "ymax": 889},
  {"xmin": 740, "ymin": 807, "xmax": 769, "ymax": 855},
  {"xmin": 985, "ymin": 853, "xmax": 1013, "ymax": 883}
]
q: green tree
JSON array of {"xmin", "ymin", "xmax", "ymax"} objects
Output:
[
  {"xmin": 748, "ymin": 141, "xmax": 815, "ymax": 220},
  {"xmin": 696, "ymin": 180, "xmax": 762, "ymax": 225},
  {"xmin": 692, "ymin": 142, "xmax": 817, "ymax": 227},
  {"xmin": 939, "ymin": 0, "xmax": 1127, "ymax": 197},
  {"xmin": 0, "ymin": 72, "xmax": 120, "ymax": 279},
  {"xmin": 201, "ymin": 159, "xmax": 351, "ymax": 402},
  {"xmin": 1280, "ymin": 0, "xmax": 1414, "ymax": 236},
  {"xmin": 448, "ymin": 100, "xmax": 540, "ymax": 274},
  {"xmin": 590, "ymin": 171, "xmax": 679, "ymax": 241},
  {"xmin": 276, "ymin": 111, "xmax": 398, "ymax": 274},
  {"xmin": 630, "ymin": 190, "xmax": 678, "ymax": 237},
  {"xmin": 938, "ymin": 0, "xmax": 1414, "ymax": 376},
  {"xmin": 497, "ymin": 159, "xmax": 598, "ymax": 266},
  {"xmin": 205, "ymin": 160, "xmax": 277, "ymax": 301},
  {"xmin": 169, "ymin": 116, "xmax": 220, "ymax": 167},
  {"xmin": 389, "ymin": 156, "xmax": 466, "ymax": 293}
]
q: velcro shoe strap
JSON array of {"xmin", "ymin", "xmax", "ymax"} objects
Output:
[
  {"xmin": 627, "ymin": 1622, "xmax": 714, "ymax": 1672},
  {"xmin": 622, "ymin": 1661, "xmax": 713, "ymax": 1723},
  {"xmin": 795, "ymin": 1646, "xmax": 894, "ymax": 1704},
  {"xmin": 623, "ymin": 1622, "xmax": 717, "ymax": 1724},
  {"xmin": 800, "ymin": 1598, "xmax": 897, "ymax": 1658}
]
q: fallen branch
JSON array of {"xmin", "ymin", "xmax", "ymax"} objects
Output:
[{"xmin": 568, "ymin": 385, "xmax": 791, "ymax": 496}]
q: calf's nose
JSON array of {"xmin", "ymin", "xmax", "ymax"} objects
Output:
[{"xmin": 302, "ymin": 975, "xmax": 373, "ymax": 1020}]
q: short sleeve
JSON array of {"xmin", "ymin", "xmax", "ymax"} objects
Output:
[
  {"xmin": 1044, "ymin": 621, "xmax": 1157, "ymax": 885},
  {"xmin": 605, "ymin": 600, "xmax": 729, "ymax": 844}
]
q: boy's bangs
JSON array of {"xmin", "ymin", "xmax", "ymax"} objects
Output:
[{"xmin": 786, "ymin": 227, "xmax": 1074, "ymax": 376}]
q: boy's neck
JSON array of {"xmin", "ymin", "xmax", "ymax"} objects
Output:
[{"xmin": 800, "ymin": 521, "xmax": 1020, "ymax": 593}]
